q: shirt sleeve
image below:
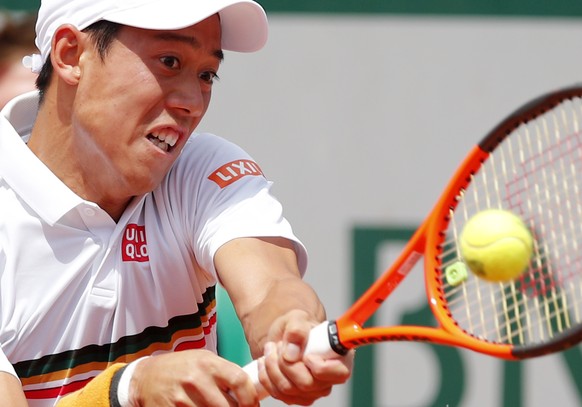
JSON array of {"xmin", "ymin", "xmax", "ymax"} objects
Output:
[
  {"xmin": 0, "ymin": 346, "xmax": 17, "ymax": 378},
  {"xmin": 168, "ymin": 133, "xmax": 308, "ymax": 278}
]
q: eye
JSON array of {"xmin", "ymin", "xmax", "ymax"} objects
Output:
[
  {"xmin": 199, "ymin": 71, "xmax": 219, "ymax": 85},
  {"xmin": 160, "ymin": 56, "xmax": 180, "ymax": 70}
]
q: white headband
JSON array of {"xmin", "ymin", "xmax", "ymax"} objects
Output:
[{"xmin": 25, "ymin": 0, "xmax": 268, "ymax": 73}]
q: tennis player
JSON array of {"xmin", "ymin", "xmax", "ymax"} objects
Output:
[{"xmin": 0, "ymin": 0, "xmax": 353, "ymax": 405}]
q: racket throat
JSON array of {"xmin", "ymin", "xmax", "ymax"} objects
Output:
[
  {"xmin": 305, "ymin": 321, "xmax": 350, "ymax": 357},
  {"xmin": 327, "ymin": 321, "xmax": 350, "ymax": 355}
]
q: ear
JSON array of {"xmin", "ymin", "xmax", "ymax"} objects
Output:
[{"xmin": 50, "ymin": 24, "xmax": 86, "ymax": 85}]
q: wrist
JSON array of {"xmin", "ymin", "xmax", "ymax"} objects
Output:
[{"xmin": 112, "ymin": 357, "xmax": 149, "ymax": 407}]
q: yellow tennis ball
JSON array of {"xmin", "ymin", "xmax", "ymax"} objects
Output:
[{"xmin": 460, "ymin": 209, "xmax": 533, "ymax": 282}]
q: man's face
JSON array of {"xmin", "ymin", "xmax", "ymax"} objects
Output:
[{"xmin": 71, "ymin": 14, "xmax": 223, "ymax": 197}]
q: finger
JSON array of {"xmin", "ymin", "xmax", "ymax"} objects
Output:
[
  {"xmin": 260, "ymin": 341, "xmax": 299, "ymax": 397},
  {"xmin": 259, "ymin": 342, "xmax": 336, "ymax": 406},
  {"xmin": 223, "ymin": 389, "xmax": 258, "ymax": 407},
  {"xmin": 303, "ymin": 351, "xmax": 354, "ymax": 384},
  {"xmin": 175, "ymin": 356, "xmax": 257, "ymax": 407},
  {"xmin": 262, "ymin": 342, "xmax": 315, "ymax": 395},
  {"xmin": 279, "ymin": 315, "xmax": 313, "ymax": 363},
  {"xmin": 278, "ymin": 341, "xmax": 323, "ymax": 391},
  {"xmin": 219, "ymin": 366, "xmax": 259, "ymax": 407},
  {"xmin": 183, "ymin": 380, "xmax": 232, "ymax": 407}
]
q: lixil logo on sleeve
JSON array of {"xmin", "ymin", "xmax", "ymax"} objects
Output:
[{"xmin": 208, "ymin": 160, "xmax": 264, "ymax": 188}]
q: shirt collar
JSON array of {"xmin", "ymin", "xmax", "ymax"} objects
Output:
[
  {"xmin": 0, "ymin": 91, "xmax": 85, "ymax": 226},
  {"xmin": 1, "ymin": 91, "xmax": 38, "ymax": 141}
]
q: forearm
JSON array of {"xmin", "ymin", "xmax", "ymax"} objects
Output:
[
  {"xmin": 241, "ymin": 277, "xmax": 326, "ymax": 358},
  {"xmin": 215, "ymin": 237, "xmax": 352, "ymax": 405},
  {"xmin": 215, "ymin": 236, "xmax": 326, "ymax": 358}
]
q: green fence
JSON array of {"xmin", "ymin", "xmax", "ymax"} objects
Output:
[
  {"xmin": 3, "ymin": 0, "xmax": 582, "ymax": 17},
  {"xmin": 352, "ymin": 226, "xmax": 582, "ymax": 407}
]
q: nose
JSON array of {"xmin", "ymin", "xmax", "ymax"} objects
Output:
[{"xmin": 166, "ymin": 78, "xmax": 207, "ymax": 118}]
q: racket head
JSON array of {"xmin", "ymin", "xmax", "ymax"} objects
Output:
[{"xmin": 426, "ymin": 84, "xmax": 582, "ymax": 359}]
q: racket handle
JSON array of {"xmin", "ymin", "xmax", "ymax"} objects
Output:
[{"xmin": 242, "ymin": 320, "xmax": 347, "ymax": 400}]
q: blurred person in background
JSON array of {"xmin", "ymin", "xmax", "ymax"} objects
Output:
[{"xmin": 0, "ymin": 10, "xmax": 37, "ymax": 108}]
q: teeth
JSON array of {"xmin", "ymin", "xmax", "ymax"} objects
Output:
[
  {"xmin": 147, "ymin": 136, "xmax": 168, "ymax": 151},
  {"xmin": 148, "ymin": 129, "xmax": 179, "ymax": 151},
  {"xmin": 165, "ymin": 133, "xmax": 178, "ymax": 147}
]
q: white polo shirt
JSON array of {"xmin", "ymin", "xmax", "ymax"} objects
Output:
[{"xmin": 0, "ymin": 92, "xmax": 307, "ymax": 406}]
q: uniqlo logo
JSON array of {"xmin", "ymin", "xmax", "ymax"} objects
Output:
[
  {"xmin": 122, "ymin": 224, "xmax": 149, "ymax": 262},
  {"xmin": 208, "ymin": 159, "xmax": 264, "ymax": 188}
]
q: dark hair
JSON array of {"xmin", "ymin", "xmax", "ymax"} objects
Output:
[{"xmin": 36, "ymin": 20, "xmax": 122, "ymax": 104}]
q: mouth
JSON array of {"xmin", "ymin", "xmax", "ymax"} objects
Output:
[{"xmin": 146, "ymin": 128, "xmax": 180, "ymax": 152}]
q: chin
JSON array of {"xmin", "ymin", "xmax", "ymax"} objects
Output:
[{"xmin": 126, "ymin": 178, "xmax": 163, "ymax": 196}]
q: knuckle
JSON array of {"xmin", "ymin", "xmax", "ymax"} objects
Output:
[
  {"xmin": 276, "ymin": 378, "xmax": 293, "ymax": 394},
  {"xmin": 293, "ymin": 376, "xmax": 315, "ymax": 392},
  {"xmin": 230, "ymin": 368, "xmax": 249, "ymax": 387}
]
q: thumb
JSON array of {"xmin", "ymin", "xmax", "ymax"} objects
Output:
[{"xmin": 282, "ymin": 342, "xmax": 302, "ymax": 363}]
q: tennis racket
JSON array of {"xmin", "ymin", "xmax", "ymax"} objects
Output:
[{"xmin": 244, "ymin": 84, "xmax": 582, "ymax": 399}]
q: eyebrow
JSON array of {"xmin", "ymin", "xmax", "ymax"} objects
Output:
[{"xmin": 153, "ymin": 32, "xmax": 224, "ymax": 61}]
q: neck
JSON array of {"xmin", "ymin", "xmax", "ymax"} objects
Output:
[{"xmin": 29, "ymin": 100, "xmax": 131, "ymax": 222}]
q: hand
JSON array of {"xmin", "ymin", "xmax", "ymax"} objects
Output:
[
  {"xmin": 0, "ymin": 372, "xmax": 28, "ymax": 407},
  {"xmin": 130, "ymin": 350, "xmax": 259, "ymax": 407},
  {"xmin": 256, "ymin": 310, "xmax": 354, "ymax": 405}
]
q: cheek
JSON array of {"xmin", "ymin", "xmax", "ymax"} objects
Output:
[
  {"xmin": 81, "ymin": 58, "xmax": 158, "ymax": 100},
  {"xmin": 71, "ymin": 93, "xmax": 138, "ymax": 153},
  {"xmin": 201, "ymin": 91, "xmax": 213, "ymax": 115},
  {"xmin": 76, "ymin": 70, "xmax": 159, "ymax": 125}
]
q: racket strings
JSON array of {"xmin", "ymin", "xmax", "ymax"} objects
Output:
[
  {"xmin": 438, "ymin": 96, "xmax": 582, "ymax": 347},
  {"xmin": 444, "ymin": 273, "xmax": 582, "ymax": 344}
]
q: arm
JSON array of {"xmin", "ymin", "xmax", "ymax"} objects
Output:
[
  {"xmin": 0, "ymin": 372, "xmax": 28, "ymax": 407},
  {"xmin": 56, "ymin": 353, "xmax": 259, "ymax": 407},
  {"xmin": 215, "ymin": 236, "xmax": 353, "ymax": 405},
  {"xmin": 216, "ymin": 236, "xmax": 324, "ymax": 356}
]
